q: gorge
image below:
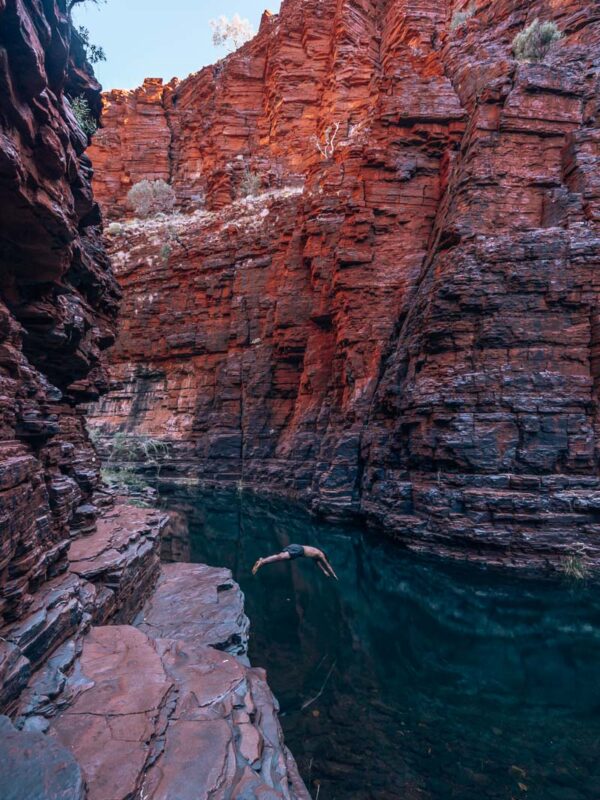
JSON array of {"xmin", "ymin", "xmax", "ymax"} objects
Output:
[
  {"xmin": 1, "ymin": 0, "xmax": 600, "ymax": 798},
  {"xmin": 87, "ymin": 0, "xmax": 600, "ymax": 570}
]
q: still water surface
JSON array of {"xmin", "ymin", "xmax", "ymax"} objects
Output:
[{"xmin": 158, "ymin": 486, "xmax": 600, "ymax": 800}]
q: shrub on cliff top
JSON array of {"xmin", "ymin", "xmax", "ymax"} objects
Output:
[
  {"xmin": 512, "ymin": 18, "xmax": 562, "ymax": 63},
  {"xmin": 210, "ymin": 14, "xmax": 255, "ymax": 51},
  {"xmin": 127, "ymin": 180, "xmax": 176, "ymax": 218}
]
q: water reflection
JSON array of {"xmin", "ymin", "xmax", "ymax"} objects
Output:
[{"xmin": 158, "ymin": 486, "xmax": 600, "ymax": 800}]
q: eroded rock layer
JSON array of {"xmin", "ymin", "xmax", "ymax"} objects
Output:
[
  {"xmin": 89, "ymin": 0, "xmax": 600, "ymax": 568},
  {"xmin": 0, "ymin": 0, "xmax": 120, "ymax": 681}
]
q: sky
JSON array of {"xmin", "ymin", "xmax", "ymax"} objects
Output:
[{"xmin": 73, "ymin": 0, "xmax": 281, "ymax": 90}]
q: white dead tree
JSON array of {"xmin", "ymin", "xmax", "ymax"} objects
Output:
[
  {"xmin": 313, "ymin": 122, "xmax": 341, "ymax": 160},
  {"xmin": 210, "ymin": 14, "xmax": 255, "ymax": 51}
]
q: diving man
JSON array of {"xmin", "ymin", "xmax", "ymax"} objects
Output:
[{"xmin": 252, "ymin": 544, "xmax": 338, "ymax": 579}]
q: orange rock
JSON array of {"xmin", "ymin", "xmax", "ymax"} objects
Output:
[{"xmin": 90, "ymin": 0, "xmax": 600, "ymax": 569}]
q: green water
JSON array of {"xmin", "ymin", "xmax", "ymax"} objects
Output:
[{"xmin": 158, "ymin": 486, "xmax": 600, "ymax": 800}]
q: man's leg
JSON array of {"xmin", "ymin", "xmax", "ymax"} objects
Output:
[{"xmin": 252, "ymin": 552, "xmax": 291, "ymax": 574}]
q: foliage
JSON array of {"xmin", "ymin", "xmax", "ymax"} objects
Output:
[
  {"xmin": 160, "ymin": 243, "xmax": 172, "ymax": 262},
  {"xmin": 562, "ymin": 555, "xmax": 589, "ymax": 581},
  {"xmin": 210, "ymin": 14, "xmax": 255, "ymax": 51},
  {"xmin": 99, "ymin": 432, "xmax": 170, "ymax": 493},
  {"xmin": 313, "ymin": 123, "xmax": 341, "ymax": 160},
  {"xmin": 68, "ymin": 0, "xmax": 106, "ymax": 11},
  {"xmin": 70, "ymin": 95, "xmax": 97, "ymax": 137},
  {"xmin": 101, "ymin": 466, "xmax": 150, "ymax": 493},
  {"xmin": 106, "ymin": 222, "xmax": 123, "ymax": 235},
  {"xmin": 107, "ymin": 432, "xmax": 170, "ymax": 466},
  {"xmin": 76, "ymin": 25, "xmax": 106, "ymax": 64},
  {"xmin": 512, "ymin": 18, "xmax": 562, "ymax": 63},
  {"xmin": 126, "ymin": 180, "xmax": 176, "ymax": 218},
  {"xmin": 239, "ymin": 167, "xmax": 262, "ymax": 198},
  {"xmin": 450, "ymin": 3, "xmax": 476, "ymax": 32}
]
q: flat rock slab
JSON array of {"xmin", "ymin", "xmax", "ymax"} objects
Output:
[
  {"xmin": 51, "ymin": 626, "xmax": 171, "ymax": 800},
  {"xmin": 135, "ymin": 562, "xmax": 250, "ymax": 656},
  {"xmin": 0, "ymin": 715, "xmax": 85, "ymax": 800},
  {"xmin": 68, "ymin": 504, "xmax": 164, "ymax": 576},
  {"xmin": 49, "ymin": 624, "xmax": 310, "ymax": 799}
]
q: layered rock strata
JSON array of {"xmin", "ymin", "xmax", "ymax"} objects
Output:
[
  {"xmin": 2, "ymin": 502, "xmax": 168, "ymax": 713},
  {"xmin": 88, "ymin": 0, "xmax": 600, "ymax": 568},
  {"xmin": 0, "ymin": 1, "xmax": 305, "ymax": 796},
  {"xmin": 17, "ymin": 561, "xmax": 309, "ymax": 800},
  {"xmin": 0, "ymin": 0, "xmax": 121, "ymax": 708}
]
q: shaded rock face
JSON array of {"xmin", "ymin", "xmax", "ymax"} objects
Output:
[
  {"xmin": 88, "ymin": 0, "xmax": 600, "ymax": 568},
  {"xmin": 0, "ymin": 0, "xmax": 119, "ymax": 707}
]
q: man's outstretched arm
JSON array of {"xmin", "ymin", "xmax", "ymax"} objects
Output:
[{"xmin": 319, "ymin": 556, "xmax": 339, "ymax": 580}]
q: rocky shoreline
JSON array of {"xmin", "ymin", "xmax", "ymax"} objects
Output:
[{"xmin": 1, "ymin": 499, "xmax": 310, "ymax": 800}]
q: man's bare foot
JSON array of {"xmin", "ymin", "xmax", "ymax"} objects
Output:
[{"xmin": 252, "ymin": 558, "xmax": 263, "ymax": 575}]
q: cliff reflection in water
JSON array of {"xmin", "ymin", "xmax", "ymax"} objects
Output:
[{"xmin": 158, "ymin": 486, "xmax": 600, "ymax": 800}]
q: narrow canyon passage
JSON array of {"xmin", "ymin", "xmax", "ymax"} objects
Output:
[
  {"xmin": 1, "ymin": 0, "xmax": 600, "ymax": 797},
  {"xmin": 158, "ymin": 486, "xmax": 600, "ymax": 800}
]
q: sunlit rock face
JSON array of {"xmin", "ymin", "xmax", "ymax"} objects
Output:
[
  {"xmin": 88, "ymin": 0, "xmax": 600, "ymax": 568},
  {"xmin": 0, "ymin": 0, "xmax": 118, "ymax": 683}
]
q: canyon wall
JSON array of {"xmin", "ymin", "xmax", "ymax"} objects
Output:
[
  {"xmin": 0, "ymin": 7, "xmax": 310, "ymax": 798},
  {"xmin": 88, "ymin": 0, "xmax": 600, "ymax": 568},
  {"xmin": 0, "ymin": 0, "xmax": 119, "ymax": 664}
]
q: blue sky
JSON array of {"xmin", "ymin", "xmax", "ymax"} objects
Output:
[{"xmin": 73, "ymin": 0, "xmax": 281, "ymax": 90}]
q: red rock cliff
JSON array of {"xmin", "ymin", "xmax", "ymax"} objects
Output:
[
  {"xmin": 88, "ymin": 0, "xmax": 600, "ymax": 569},
  {"xmin": 0, "ymin": 0, "xmax": 119, "ymax": 700}
]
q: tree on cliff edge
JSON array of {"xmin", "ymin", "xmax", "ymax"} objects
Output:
[{"xmin": 210, "ymin": 14, "xmax": 255, "ymax": 51}]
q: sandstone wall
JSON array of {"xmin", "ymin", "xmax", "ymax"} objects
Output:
[
  {"xmin": 0, "ymin": 0, "xmax": 118, "ymax": 662},
  {"xmin": 88, "ymin": 0, "xmax": 600, "ymax": 568}
]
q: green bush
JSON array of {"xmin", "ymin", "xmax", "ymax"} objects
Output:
[
  {"xmin": 101, "ymin": 466, "xmax": 150, "ymax": 493},
  {"xmin": 107, "ymin": 432, "xmax": 169, "ymax": 465},
  {"xmin": 126, "ymin": 180, "xmax": 176, "ymax": 218},
  {"xmin": 239, "ymin": 167, "xmax": 262, "ymax": 198},
  {"xmin": 512, "ymin": 18, "xmax": 562, "ymax": 63},
  {"xmin": 70, "ymin": 95, "xmax": 97, "ymax": 137},
  {"xmin": 562, "ymin": 555, "xmax": 589, "ymax": 581},
  {"xmin": 99, "ymin": 433, "xmax": 170, "ymax": 493},
  {"xmin": 450, "ymin": 3, "xmax": 476, "ymax": 32},
  {"xmin": 76, "ymin": 25, "xmax": 106, "ymax": 64}
]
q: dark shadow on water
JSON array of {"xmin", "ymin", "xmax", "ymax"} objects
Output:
[{"xmin": 158, "ymin": 484, "xmax": 600, "ymax": 800}]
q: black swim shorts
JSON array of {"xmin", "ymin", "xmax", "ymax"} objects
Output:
[{"xmin": 283, "ymin": 544, "xmax": 305, "ymax": 560}]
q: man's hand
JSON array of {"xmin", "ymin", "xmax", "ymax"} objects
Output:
[{"xmin": 252, "ymin": 558, "xmax": 264, "ymax": 576}]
